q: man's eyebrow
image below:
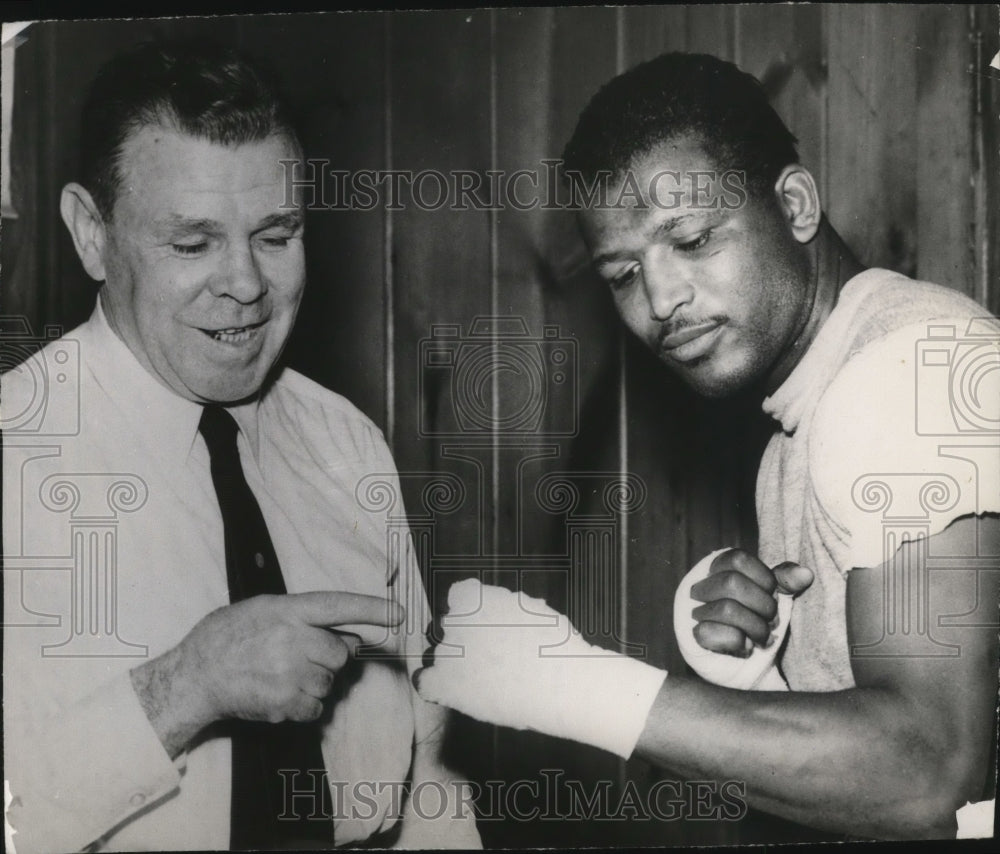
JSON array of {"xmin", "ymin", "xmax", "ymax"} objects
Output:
[
  {"xmin": 255, "ymin": 212, "xmax": 304, "ymax": 231},
  {"xmin": 651, "ymin": 210, "xmax": 728, "ymax": 239},
  {"xmin": 153, "ymin": 213, "xmax": 304, "ymax": 236},
  {"xmin": 593, "ymin": 212, "xmax": 719, "ymax": 266},
  {"xmin": 155, "ymin": 215, "xmax": 223, "ymax": 235},
  {"xmin": 651, "ymin": 212, "xmax": 697, "ymax": 238}
]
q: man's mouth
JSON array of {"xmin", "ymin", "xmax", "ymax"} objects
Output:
[
  {"xmin": 659, "ymin": 320, "xmax": 724, "ymax": 362},
  {"xmin": 200, "ymin": 321, "xmax": 265, "ymax": 343}
]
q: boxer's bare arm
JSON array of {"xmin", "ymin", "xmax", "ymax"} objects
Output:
[{"xmin": 635, "ymin": 514, "xmax": 999, "ymax": 839}]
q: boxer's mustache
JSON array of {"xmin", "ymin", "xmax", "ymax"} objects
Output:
[{"xmin": 658, "ymin": 315, "xmax": 727, "ymax": 345}]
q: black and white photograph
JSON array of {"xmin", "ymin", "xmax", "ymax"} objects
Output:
[{"xmin": 2, "ymin": 5, "xmax": 999, "ymax": 851}]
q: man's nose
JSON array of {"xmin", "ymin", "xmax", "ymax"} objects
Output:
[
  {"xmin": 210, "ymin": 244, "xmax": 266, "ymax": 303},
  {"xmin": 642, "ymin": 249, "xmax": 693, "ymax": 321}
]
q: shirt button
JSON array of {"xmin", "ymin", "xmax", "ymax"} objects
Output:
[
  {"xmin": 129, "ymin": 792, "xmax": 147, "ymax": 807},
  {"xmin": 254, "ymin": 552, "xmax": 265, "ymax": 569}
]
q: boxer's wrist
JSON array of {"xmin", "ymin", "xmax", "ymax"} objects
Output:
[
  {"xmin": 544, "ymin": 644, "xmax": 667, "ymax": 757},
  {"xmin": 416, "ymin": 580, "xmax": 667, "ymax": 759}
]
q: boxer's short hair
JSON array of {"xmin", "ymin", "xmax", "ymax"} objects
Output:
[
  {"xmin": 562, "ymin": 52, "xmax": 799, "ymax": 196},
  {"xmin": 79, "ymin": 39, "xmax": 299, "ymax": 220}
]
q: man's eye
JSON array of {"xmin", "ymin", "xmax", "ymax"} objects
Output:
[
  {"xmin": 609, "ymin": 264, "xmax": 640, "ymax": 290},
  {"xmin": 172, "ymin": 242, "xmax": 208, "ymax": 257},
  {"xmin": 256, "ymin": 234, "xmax": 294, "ymax": 251},
  {"xmin": 676, "ymin": 230, "xmax": 713, "ymax": 253}
]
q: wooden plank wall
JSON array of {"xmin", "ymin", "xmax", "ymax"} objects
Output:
[{"xmin": 3, "ymin": 5, "xmax": 996, "ymax": 846}]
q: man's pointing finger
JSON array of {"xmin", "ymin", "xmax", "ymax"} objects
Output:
[{"xmin": 288, "ymin": 591, "xmax": 405, "ymax": 632}]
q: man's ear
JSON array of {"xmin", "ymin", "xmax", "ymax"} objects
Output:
[
  {"xmin": 60, "ymin": 183, "xmax": 108, "ymax": 282},
  {"xmin": 773, "ymin": 165, "xmax": 821, "ymax": 244}
]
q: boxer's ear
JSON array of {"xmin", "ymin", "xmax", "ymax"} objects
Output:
[
  {"xmin": 773, "ymin": 165, "xmax": 821, "ymax": 244},
  {"xmin": 60, "ymin": 183, "xmax": 108, "ymax": 282}
]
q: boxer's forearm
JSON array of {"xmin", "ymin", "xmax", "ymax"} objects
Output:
[{"xmin": 635, "ymin": 676, "xmax": 979, "ymax": 839}]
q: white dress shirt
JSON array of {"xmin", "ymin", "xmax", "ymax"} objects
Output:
[{"xmin": 3, "ymin": 298, "xmax": 478, "ymax": 851}]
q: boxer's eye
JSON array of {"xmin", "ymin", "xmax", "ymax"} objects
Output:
[
  {"xmin": 608, "ymin": 263, "xmax": 640, "ymax": 290},
  {"xmin": 676, "ymin": 229, "xmax": 713, "ymax": 253}
]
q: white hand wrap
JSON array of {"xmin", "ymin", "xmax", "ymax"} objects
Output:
[
  {"xmin": 417, "ymin": 579, "xmax": 667, "ymax": 758},
  {"xmin": 673, "ymin": 548, "xmax": 791, "ymax": 691}
]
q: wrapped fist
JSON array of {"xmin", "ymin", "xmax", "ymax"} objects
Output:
[{"xmin": 414, "ymin": 579, "xmax": 666, "ymax": 759}]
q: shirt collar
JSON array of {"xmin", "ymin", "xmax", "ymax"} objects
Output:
[
  {"xmin": 86, "ymin": 296, "xmax": 262, "ymax": 465},
  {"xmin": 762, "ymin": 268, "xmax": 881, "ymax": 433}
]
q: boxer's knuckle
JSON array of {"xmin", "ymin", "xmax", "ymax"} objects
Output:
[
  {"xmin": 747, "ymin": 618, "xmax": 767, "ymax": 642},
  {"xmin": 717, "ymin": 598, "xmax": 740, "ymax": 622},
  {"xmin": 720, "ymin": 572, "xmax": 743, "ymax": 596},
  {"xmin": 728, "ymin": 550, "xmax": 756, "ymax": 572},
  {"xmin": 709, "ymin": 551, "xmax": 735, "ymax": 574},
  {"xmin": 696, "ymin": 628, "xmax": 735, "ymax": 655},
  {"xmin": 413, "ymin": 663, "xmax": 432, "ymax": 685},
  {"xmin": 693, "ymin": 622, "xmax": 713, "ymax": 647}
]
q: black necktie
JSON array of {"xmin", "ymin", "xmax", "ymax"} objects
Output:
[{"xmin": 199, "ymin": 405, "xmax": 333, "ymax": 850}]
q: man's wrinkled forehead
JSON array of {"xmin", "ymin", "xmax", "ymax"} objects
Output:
[
  {"xmin": 111, "ymin": 121, "xmax": 303, "ymax": 207},
  {"xmin": 109, "ymin": 106, "xmax": 299, "ymax": 181}
]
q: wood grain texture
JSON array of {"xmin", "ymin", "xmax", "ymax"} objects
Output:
[
  {"xmin": 972, "ymin": 3, "xmax": 999, "ymax": 314},
  {"xmin": 915, "ymin": 5, "xmax": 974, "ymax": 294},
  {"xmin": 2, "ymin": 8, "xmax": 997, "ymax": 846},
  {"xmin": 387, "ymin": 9, "xmax": 494, "ymax": 588},
  {"xmin": 240, "ymin": 13, "xmax": 390, "ymax": 425},
  {"xmin": 827, "ymin": 5, "xmax": 919, "ymax": 276}
]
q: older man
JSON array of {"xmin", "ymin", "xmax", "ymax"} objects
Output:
[
  {"xmin": 3, "ymin": 40, "xmax": 479, "ymax": 852},
  {"xmin": 416, "ymin": 52, "xmax": 999, "ymax": 841}
]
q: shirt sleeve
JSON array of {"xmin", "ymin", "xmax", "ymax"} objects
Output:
[
  {"xmin": 809, "ymin": 317, "xmax": 1000, "ymax": 573},
  {"xmin": 4, "ymin": 669, "xmax": 183, "ymax": 854}
]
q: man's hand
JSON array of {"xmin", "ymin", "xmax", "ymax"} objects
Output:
[
  {"xmin": 131, "ymin": 592, "xmax": 404, "ymax": 757},
  {"xmin": 690, "ymin": 549, "xmax": 813, "ymax": 657}
]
